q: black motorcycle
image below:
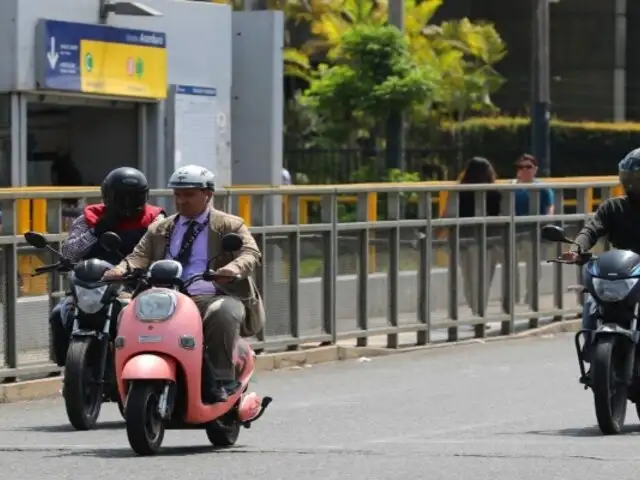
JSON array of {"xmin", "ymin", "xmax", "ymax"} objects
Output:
[
  {"xmin": 25, "ymin": 231, "xmax": 130, "ymax": 430},
  {"xmin": 542, "ymin": 224, "xmax": 640, "ymax": 435}
]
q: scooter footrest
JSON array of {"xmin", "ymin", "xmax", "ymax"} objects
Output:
[{"xmin": 240, "ymin": 396, "xmax": 272, "ymax": 428}]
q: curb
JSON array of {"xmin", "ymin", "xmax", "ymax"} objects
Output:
[{"xmin": 0, "ymin": 320, "xmax": 579, "ymax": 404}]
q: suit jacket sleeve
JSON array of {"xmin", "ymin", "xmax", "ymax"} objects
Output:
[{"xmin": 224, "ymin": 217, "xmax": 261, "ymax": 277}]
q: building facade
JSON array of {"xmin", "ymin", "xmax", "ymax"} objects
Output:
[{"xmin": 435, "ymin": 0, "xmax": 633, "ymax": 122}]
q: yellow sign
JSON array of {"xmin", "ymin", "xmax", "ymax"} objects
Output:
[{"xmin": 79, "ymin": 39, "xmax": 167, "ymax": 99}]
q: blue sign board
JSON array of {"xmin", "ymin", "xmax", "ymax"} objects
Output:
[
  {"xmin": 175, "ymin": 85, "xmax": 217, "ymax": 97},
  {"xmin": 36, "ymin": 19, "xmax": 167, "ymax": 98}
]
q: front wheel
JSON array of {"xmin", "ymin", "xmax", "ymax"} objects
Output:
[
  {"xmin": 63, "ymin": 338, "xmax": 103, "ymax": 431},
  {"xmin": 592, "ymin": 336, "xmax": 628, "ymax": 435},
  {"xmin": 125, "ymin": 382, "xmax": 165, "ymax": 456}
]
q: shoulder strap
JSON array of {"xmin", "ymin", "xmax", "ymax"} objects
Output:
[{"xmin": 164, "ymin": 214, "xmax": 210, "ymax": 260}]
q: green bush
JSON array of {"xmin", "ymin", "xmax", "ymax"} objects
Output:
[{"xmin": 442, "ymin": 117, "xmax": 640, "ymax": 177}]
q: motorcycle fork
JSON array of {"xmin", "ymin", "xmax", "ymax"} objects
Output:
[
  {"xmin": 96, "ymin": 304, "xmax": 115, "ymax": 386},
  {"xmin": 623, "ymin": 317, "xmax": 639, "ymax": 385}
]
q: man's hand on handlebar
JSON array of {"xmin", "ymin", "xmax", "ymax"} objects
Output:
[
  {"xmin": 212, "ymin": 265, "xmax": 240, "ymax": 284},
  {"xmin": 101, "ymin": 268, "xmax": 123, "ymax": 281},
  {"xmin": 559, "ymin": 251, "xmax": 579, "ymax": 262}
]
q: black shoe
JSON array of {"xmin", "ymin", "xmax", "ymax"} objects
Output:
[
  {"xmin": 203, "ymin": 380, "xmax": 241, "ymax": 404},
  {"xmin": 222, "ymin": 380, "xmax": 241, "ymax": 396},
  {"xmin": 204, "ymin": 385, "xmax": 228, "ymax": 404}
]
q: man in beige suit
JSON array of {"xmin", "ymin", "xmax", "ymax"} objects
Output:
[{"xmin": 103, "ymin": 165, "xmax": 265, "ymax": 404}]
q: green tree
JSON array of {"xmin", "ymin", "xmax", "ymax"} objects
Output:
[
  {"xmin": 291, "ymin": 0, "xmax": 507, "ymax": 130},
  {"xmin": 300, "ymin": 24, "xmax": 437, "ymax": 146}
]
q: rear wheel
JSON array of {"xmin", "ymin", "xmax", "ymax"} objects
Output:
[
  {"xmin": 205, "ymin": 412, "xmax": 240, "ymax": 447},
  {"xmin": 592, "ymin": 336, "xmax": 628, "ymax": 434},
  {"xmin": 125, "ymin": 382, "xmax": 165, "ymax": 456},
  {"xmin": 63, "ymin": 338, "xmax": 103, "ymax": 431}
]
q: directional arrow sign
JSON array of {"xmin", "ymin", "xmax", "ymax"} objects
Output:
[{"xmin": 46, "ymin": 37, "xmax": 59, "ymax": 69}]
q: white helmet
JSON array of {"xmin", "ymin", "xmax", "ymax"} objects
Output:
[{"xmin": 168, "ymin": 164, "xmax": 215, "ymax": 191}]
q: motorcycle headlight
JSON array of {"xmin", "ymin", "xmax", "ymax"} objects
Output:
[
  {"xmin": 134, "ymin": 291, "xmax": 177, "ymax": 322},
  {"xmin": 75, "ymin": 285, "xmax": 108, "ymax": 314},
  {"xmin": 592, "ymin": 278, "xmax": 639, "ymax": 302}
]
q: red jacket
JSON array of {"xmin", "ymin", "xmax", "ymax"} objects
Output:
[
  {"xmin": 84, "ymin": 203, "xmax": 164, "ymax": 230},
  {"xmin": 82, "ymin": 203, "xmax": 164, "ymax": 262}
]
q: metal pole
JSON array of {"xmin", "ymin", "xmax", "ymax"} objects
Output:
[
  {"xmin": 386, "ymin": 0, "xmax": 405, "ymax": 171},
  {"xmin": 613, "ymin": 0, "xmax": 627, "ymax": 122},
  {"xmin": 98, "ymin": 0, "xmax": 109, "ymax": 23},
  {"xmin": 530, "ymin": 0, "xmax": 550, "ymax": 176}
]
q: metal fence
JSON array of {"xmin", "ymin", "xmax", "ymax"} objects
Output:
[
  {"xmin": 0, "ymin": 180, "xmax": 619, "ymax": 382},
  {"xmin": 284, "ymin": 147, "xmax": 450, "ymax": 184}
]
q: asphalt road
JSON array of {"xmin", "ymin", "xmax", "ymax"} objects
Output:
[{"xmin": 2, "ymin": 333, "xmax": 635, "ymax": 480}]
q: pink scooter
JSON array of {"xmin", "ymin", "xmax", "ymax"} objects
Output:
[{"xmin": 100, "ymin": 232, "xmax": 271, "ymax": 456}]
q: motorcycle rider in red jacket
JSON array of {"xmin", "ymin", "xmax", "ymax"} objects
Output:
[{"xmin": 51, "ymin": 167, "xmax": 165, "ymax": 366}]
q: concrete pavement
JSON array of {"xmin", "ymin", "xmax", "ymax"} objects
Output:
[{"xmin": 1, "ymin": 333, "xmax": 637, "ymax": 480}]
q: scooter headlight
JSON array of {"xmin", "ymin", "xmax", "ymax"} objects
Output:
[
  {"xmin": 134, "ymin": 291, "xmax": 177, "ymax": 322},
  {"xmin": 592, "ymin": 278, "xmax": 639, "ymax": 303}
]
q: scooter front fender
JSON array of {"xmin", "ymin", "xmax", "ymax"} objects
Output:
[{"xmin": 121, "ymin": 354, "xmax": 177, "ymax": 381}]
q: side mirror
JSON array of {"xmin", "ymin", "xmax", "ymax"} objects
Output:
[
  {"xmin": 100, "ymin": 232, "xmax": 123, "ymax": 252},
  {"xmin": 24, "ymin": 231, "xmax": 48, "ymax": 249},
  {"xmin": 221, "ymin": 233, "xmax": 243, "ymax": 252},
  {"xmin": 541, "ymin": 224, "xmax": 573, "ymax": 244}
]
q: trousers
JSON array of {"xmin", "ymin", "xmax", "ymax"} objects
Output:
[
  {"xmin": 50, "ymin": 296, "xmax": 74, "ymax": 366},
  {"xmin": 192, "ymin": 294, "xmax": 246, "ymax": 381},
  {"xmin": 458, "ymin": 243, "xmax": 501, "ymax": 315}
]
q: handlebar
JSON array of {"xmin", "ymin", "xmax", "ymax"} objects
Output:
[
  {"xmin": 546, "ymin": 252, "xmax": 593, "ymax": 266},
  {"xmin": 99, "ymin": 268, "xmax": 146, "ymax": 285},
  {"xmin": 547, "ymin": 258, "xmax": 578, "ymax": 265},
  {"xmin": 187, "ymin": 271, "xmax": 240, "ymax": 288},
  {"xmin": 33, "ymin": 263, "xmax": 60, "ymax": 275},
  {"xmin": 101, "ymin": 270, "xmax": 240, "ymax": 289},
  {"xmin": 32, "ymin": 259, "xmax": 74, "ymax": 276}
]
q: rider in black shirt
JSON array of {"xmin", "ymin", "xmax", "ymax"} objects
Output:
[{"xmin": 562, "ymin": 148, "xmax": 640, "ymax": 362}]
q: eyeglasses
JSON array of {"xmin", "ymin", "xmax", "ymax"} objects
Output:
[{"xmin": 516, "ymin": 164, "xmax": 534, "ymax": 170}]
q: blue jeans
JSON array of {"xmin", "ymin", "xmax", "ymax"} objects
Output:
[{"xmin": 50, "ymin": 296, "xmax": 74, "ymax": 366}]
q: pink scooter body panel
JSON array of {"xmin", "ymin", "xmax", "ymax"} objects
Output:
[{"xmin": 115, "ymin": 287, "xmax": 256, "ymax": 425}]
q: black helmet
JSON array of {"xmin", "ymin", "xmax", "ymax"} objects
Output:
[
  {"xmin": 101, "ymin": 167, "xmax": 149, "ymax": 218},
  {"xmin": 619, "ymin": 148, "xmax": 640, "ymax": 196}
]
